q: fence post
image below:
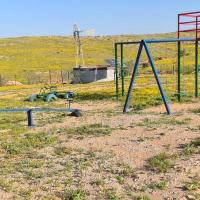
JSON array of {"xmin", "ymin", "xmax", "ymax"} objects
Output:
[
  {"xmin": 14, "ymin": 75, "xmax": 17, "ymax": 86},
  {"xmin": 49, "ymin": 70, "xmax": 52, "ymax": 84},
  {"xmin": 27, "ymin": 109, "xmax": 33, "ymax": 127},
  {"xmin": 61, "ymin": 69, "xmax": 64, "ymax": 84},
  {"xmin": 68, "ymin": 72, "xmax": 70, "ymax": 83}
]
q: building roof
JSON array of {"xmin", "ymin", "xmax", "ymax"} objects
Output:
[{"xmin": 73, "ymin": 65, "xmax": 114, "ymax": 70}]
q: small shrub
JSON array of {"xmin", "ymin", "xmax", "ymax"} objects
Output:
[
  {"xmin": 116, "ymin": 176, "xmax": 124, "ymax": 184},
  {"xmin": 181, "ymin": 138, "xmax": 200, "ymax": 156},
  {"xmin": 25, "ymin": 170, "xmax": 45, "ymax": 180},
  {"xmin": 101, "ymin": 188, "xmax": 120, "ymax": 200},
  {"xmin": 19, "ymin": 189, "xmax": 32, "ymax": 199},
  {"xmin": 191, "ymin": 138, "xmax": 200, "ymax": 147},
  {"xmin": 54, "ymin": 146, "xmax": 72, "ymax": 156},
  {"xmin": 133, "ymin": 195, "xmax": 151, "ymax": 200},
  {"xmin": 58, "ymin": 189, "xmax": 86, "ymax": 200},
  {"xmin": 0, "ymin": 179, "xmax": 11, "ymax": 192},
  {"xmin": 148, "ymin": 180, "xmax": 168, "ymax": 190},
  {"xmin": 147, "ymin": 153, "xmax": 173, "ymax": 173},
  {"xmin": 108, "ymin": 163, "xmax": 136, "ymax": 179},
  {"xmin": 23, "ymin": 132, "xmax": 55, "ymax": 148},
  {"xmin": 181, "ymin": 144, "xmax": 196, "ymax": 156},
  {"xmin": 192, "ymin": 108, "xmax": 200, "ymax": 114},
  {"xmin": 118, "ymin": 164, "xmax": 135, "ymax": 178},
  {"xmin": 183, "ymin": 176, "xmax": 200, "ymax": 191},
  {"xmin": 2, "ymin": 142, "xmax": 22, "ymax": 155},
  {"xmin": 59, "ymin": 123, "xmax": 112, "ymax": 138},
  {"xmin": 92, "ymin": 179, "xmax": 105, "ymax": 186},
  {"xmin": 2, "ymin": 132, "xmax": 55, "ymax": 155}
]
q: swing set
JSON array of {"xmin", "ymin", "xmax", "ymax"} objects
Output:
[{"xmin": 115, "ymin": 12, "xmax": 200, "ymax": 114}]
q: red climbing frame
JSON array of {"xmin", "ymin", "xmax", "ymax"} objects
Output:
[{"xmin": 178, "ymin": 11, "xmax": 200, "ymax": 39}]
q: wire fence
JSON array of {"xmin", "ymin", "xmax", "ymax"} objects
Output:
[{"xmin": 0, "ymin": 70, "xmax": 74, "ymax": 86}]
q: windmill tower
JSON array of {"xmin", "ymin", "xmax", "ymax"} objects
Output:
[{"xmin": 73, "ymin": 24, "xmax": 95, "ymax": 68}]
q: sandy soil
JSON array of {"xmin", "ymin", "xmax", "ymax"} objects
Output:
[
  {"xmin": 62, "ymin": 101, "xmax": 200, "ymax": 199},
  {"xmin": 2, "ymin": 94, "xmax": 200, "ymax": 199},
  {"xmin": 0, "ymin": 190, "xmax": 11, "ymax": 200}
]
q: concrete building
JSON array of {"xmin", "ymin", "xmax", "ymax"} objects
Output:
[{"xmin": 72, "ymin": 65, "xmax": 115, "ymax": 84}]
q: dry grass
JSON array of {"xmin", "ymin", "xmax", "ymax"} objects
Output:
[{"xmin": 0, "ymin": 82, "xmax": 200, "ymax": 199}]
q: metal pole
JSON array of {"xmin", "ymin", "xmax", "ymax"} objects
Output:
[
  {"xmin": 177, "ymin": 14, "xmax": 181, "ymax": 101},
  {"xmin": 195, "ymin": 40, "xmax": 199, "ymax": 98},
  {"xmin": 121, "ymin": 44, "xmax": 125, "ymax": 96},
  {"xmin": 123, "ymin": 41, "xmax": 143, "ymax": 113},
  {"xmin": 143, "ymin": 41, "xmax": 171, "ymax": 115},
  {"xmin": 115, "ymin": 43, "xmax": 119, "ymax": 99},
  {"xmin": 27, "ymin": 109, "xmax": 33, "ymax": 127},
  {"xmin": 195, "ymin": 17, "xmax": 199, "ymax": 97},
  {"xmin": 178, "ymin": 41, "xmax": 181, "ymax": 101},
  {"xmin": 178, "ymin": 14, "xmax": 180, "ymax": 39}
]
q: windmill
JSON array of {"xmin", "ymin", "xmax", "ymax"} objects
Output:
[{"xmin": 73, "ymin": 24, "xmax": 95, "ymax": 68}]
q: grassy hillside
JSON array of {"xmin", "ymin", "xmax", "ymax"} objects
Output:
[{"xmin": 0, "ymin": 32, "xmax": 177, "ymax": 82}]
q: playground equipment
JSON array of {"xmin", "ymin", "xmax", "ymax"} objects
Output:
[
  {"xmin": 178, "ymin": 12, "xmax": 200, "ymax": 99},
  {"xmin": 0, "ymin": 88, "xmax": 81, "ymax": 127},
  {"xmin": 0, "ymin": 92, "xmax": 81, "ymax": 127},
  {"xmin": 115, "ymin": 11, "xmax": 200, "ymax": 114},
  {"xmin": 0, "ymin": 107, "xmax": 81, "ymax": 127},
  {"xmin": 28, "ymin": 84, "xmax": 72, "ymax": 102}
]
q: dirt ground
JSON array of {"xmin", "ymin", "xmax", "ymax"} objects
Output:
[
  {"xmin": 1, "ymin": 96, "xmax": 200, "ymax": 199},
  {"xmin": 62, "ymin": 101, "xmax": 200, "ymax": 199}
]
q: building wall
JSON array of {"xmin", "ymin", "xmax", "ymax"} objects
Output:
[
  {"xmin": 106, "ymin": 68, "xmax": 115, "ymax": 81},
  {"xmin": 73, "ymin": 67, "xmax": 115, "ymax": 83},
  {"xmin": 73, "ymin": 69, "xmax": 96, "ymax": 83},
  {"xmin": 96, "ymin": 69, "xmax": 107, "ymax": 81}
]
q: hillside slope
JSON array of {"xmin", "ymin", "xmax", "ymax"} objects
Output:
[{"xmin": 0, "ymin": 32, "xmax": 176, "ymax": 82}]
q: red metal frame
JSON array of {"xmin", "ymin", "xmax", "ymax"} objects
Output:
[{"xmin": 178, "ymin": 11, "xmax": 200, "ymax": 39}]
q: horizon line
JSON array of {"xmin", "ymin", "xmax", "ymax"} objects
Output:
[{"xmin": 0, "ymin": 31, "xmax": 177, "ymax": 40}]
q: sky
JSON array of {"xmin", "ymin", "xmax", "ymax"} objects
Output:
[{"xmin": 0, "ymin": 0, "xmax": 200, "ymax": 38}]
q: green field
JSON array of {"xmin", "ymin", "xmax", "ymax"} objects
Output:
[
  {"xmin": 0, "ymin": 31, "xmax": 197, "ymax": 87},
  {"xmin": 0, "ymin": 31, "xmax": 198, "ymax": 109},
  {"xmin": 0, "ymin": 32, "xmax": 178, "ymax": 82}
]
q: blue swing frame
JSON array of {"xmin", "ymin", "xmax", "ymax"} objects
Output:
[
  {"xmin": 123, "ymin": 40, "xmax": 171, "ymax": 114},
  {"xmin": 123, "ymin": 38, "xmax": 200, "ymax": 114}
]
